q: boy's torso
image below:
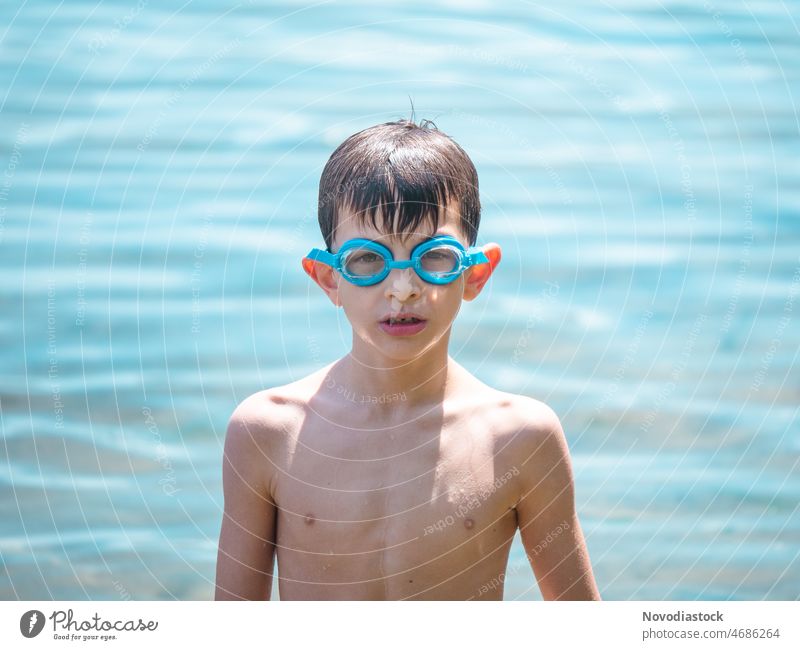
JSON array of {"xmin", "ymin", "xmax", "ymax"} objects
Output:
[{"xmin": 256, "ymin": 368, "xmax": 535, "ymax": 600}]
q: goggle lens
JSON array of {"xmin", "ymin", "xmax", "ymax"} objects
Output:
[
  {"xmin": 342, "ymin": 248, "xmax": 386, "ymax": 278},
  {"xmin": 419, "ymin": 245, "xmax": 460, "ymax": 276}
]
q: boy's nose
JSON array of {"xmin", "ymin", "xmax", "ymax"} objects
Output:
[{"xmin": 384, "ymin": 267, "xmax": 422, "ymax": 302}]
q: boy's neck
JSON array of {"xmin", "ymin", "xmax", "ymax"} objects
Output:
[{"xmin": 335, "ymin": 338, "xmax": 459, "ymax": 414}]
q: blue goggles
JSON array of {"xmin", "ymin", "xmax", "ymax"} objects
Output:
[{"xmin": 304, "ymin": 235, "xmax": 490, "ymax": 286}]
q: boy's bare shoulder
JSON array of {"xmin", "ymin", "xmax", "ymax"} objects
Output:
[
  {"xmin": 484, "ymin": 389, "xmax": 565, "ymax": 450},
  {"xmin": 496, "ymin": 393, "xmax": 573, "ymax": 491},
  {"xmin": 227, "ymin": 385, "xmax": 307, "ymax": 437},
  {"xmin": 225, "ymin": 365, "xmax": 333, "ymax": 441}
]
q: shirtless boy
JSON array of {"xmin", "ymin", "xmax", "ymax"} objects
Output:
[{"xmin": 214, "ymin": 118, "xmax": 601, "ymax": 600}]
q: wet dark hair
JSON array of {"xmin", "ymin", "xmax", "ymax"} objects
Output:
[{"xmin": 317, "ymin": 118, "xmax": 481, "ymax": 251}]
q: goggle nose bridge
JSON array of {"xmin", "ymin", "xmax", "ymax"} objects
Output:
[{"xmin": 380, "ymin": 258, "xmax": 414, "ymax": 270}]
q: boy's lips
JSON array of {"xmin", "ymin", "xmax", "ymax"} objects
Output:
[{"xmin": 378, "ymin": 311, "xmax": 428, "ymax": 336}]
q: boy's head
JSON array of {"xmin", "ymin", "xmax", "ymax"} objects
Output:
[
  {"xmin": 317, "ymin": 118, "xmax": 481, "ymax": 251},
  {"xmin": 302, "ymin": 118, "xmax": 501, "ymax": 360}
]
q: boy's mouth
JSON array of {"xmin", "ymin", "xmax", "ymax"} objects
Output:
[
  {"xmin": 378, "ymin": 312, "xmax": 428, "ymax": 337},
  {"xmin": 380, "ymin": 312, "xmax": 426, "ymax": 325}
]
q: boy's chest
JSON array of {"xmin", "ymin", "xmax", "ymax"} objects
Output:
[{"xmin": 271, "ymin": 412, "xmax": 520, "ymax": 590}]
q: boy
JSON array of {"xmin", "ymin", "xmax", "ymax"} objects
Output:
[{"xmin": 214, "ymin": 118, "xmax": 601, "ymax": 600}]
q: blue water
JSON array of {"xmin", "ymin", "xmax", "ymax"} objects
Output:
[{"xmin": 1, "ymin": 0, "xmax": 798, "ymax": 600}]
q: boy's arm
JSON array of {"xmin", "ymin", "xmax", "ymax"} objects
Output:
[
  {"xmin": 215, "ymin": 401, "xmax": 278, "ymax": 600},
  {"xmin": 514, "ymin": 403, "xmax": 601, "ymax": 600}
]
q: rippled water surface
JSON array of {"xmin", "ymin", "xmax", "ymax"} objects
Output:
[{"xmin": 1, "ymin": 0, "xmax": 798, "ymax": 600}]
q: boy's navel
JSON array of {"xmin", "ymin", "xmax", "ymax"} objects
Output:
[{"xmin": 304, "ymin": 513, "xmax": 315, "ymax": 525}]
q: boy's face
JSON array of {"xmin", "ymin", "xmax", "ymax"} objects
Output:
[{"xmin": 304, "ymin": 201, "xmax": 499, "ymax": 361}]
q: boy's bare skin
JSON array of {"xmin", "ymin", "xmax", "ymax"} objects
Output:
[{"xmin": 215, "ymin": 203, "xmax": 601, "ymax": 600}]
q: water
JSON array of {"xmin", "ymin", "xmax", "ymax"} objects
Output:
[{"xmin": 1, "ymin": 0, "xmax": 798, "ymax": 600}]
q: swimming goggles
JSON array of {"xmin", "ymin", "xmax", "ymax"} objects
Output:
[{"xmin": 303, "ymin": 234, "xmax": 490, "ymax": 286}]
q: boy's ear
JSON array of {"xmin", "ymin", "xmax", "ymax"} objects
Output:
[
  {"xmin": 463, "ymin": 243, "xmax": 501, "ymax": 302},
  {"xmin": 301, "ymin": 257, "xmax": 343, "ymax": 306}
]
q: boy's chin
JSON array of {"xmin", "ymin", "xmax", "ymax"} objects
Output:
[{"xmin": 357, "ymin": 329, "xmax": 442, "ymax": 360}]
